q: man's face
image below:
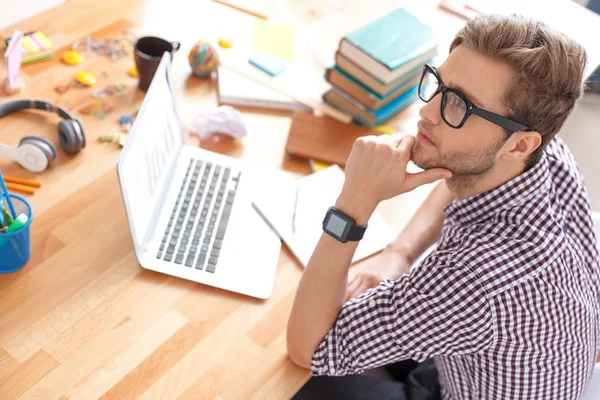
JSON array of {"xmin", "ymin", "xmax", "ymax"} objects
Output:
[{"xmin": 412, "ymin": 45, "xmax": 514, "ymax": 176}]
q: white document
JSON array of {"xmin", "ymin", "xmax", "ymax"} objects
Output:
[{"xmin": 252, "ymin": 165, "xmax": 395, "ymax": 267}]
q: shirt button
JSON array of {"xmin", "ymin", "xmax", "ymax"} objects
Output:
[{"xmin": 369, "ymin": 299, "xmax": 376, "ymax": 308}]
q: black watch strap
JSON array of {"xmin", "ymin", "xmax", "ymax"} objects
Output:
[{"xmin": 347, "ymin": 224, "xmax": 367, "ymax": 241}]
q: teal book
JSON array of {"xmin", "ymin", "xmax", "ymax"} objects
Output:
[
  {"xmin": 325, "ymin": 65, "xmax": 422, "ymax": 110},
  {"xmin": 339, "ymin": 8, "xmax": 437, "ymax": 84},
  {"xmin": 323, "ymin": 84, "xmax": 419, "ymax": 127}
]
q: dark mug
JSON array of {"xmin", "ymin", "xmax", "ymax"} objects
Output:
[{"xmin": 134, "ymin": 36, "xmax": 181, "ymax": 91}]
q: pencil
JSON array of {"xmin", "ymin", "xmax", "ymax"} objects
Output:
[
  {"xmin": 211, "ymin": 0, "xmax": 269, "ymax": 20},
  {"xmin": 6, "ymin": 182, "xmax": 36, "ymax": 195},
  {"xmin": 3, "ymin": 176, "xmax": 41, "ymax": 188}
]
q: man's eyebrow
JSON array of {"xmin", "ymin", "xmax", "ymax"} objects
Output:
[
  {"xmin": 436, "ymin": 68, "xmax": 484, "ymax": 107},
  {"xmin": 451, "ymin": 83, "xmax": 484, "ymax": 107}
]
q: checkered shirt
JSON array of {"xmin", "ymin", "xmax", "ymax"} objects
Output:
[{"xmin": 311, "ymin": 137, "xmax": 600, "ymax": 399}]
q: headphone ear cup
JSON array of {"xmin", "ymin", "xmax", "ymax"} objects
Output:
[
  {"xmin": 58, "ymin": 120, "xmax": 85, "ymax": 154},
  {"xmin": 19, "ymin": 136, "xmax": 57, "ymax": 161},
  {"xmin": 16, "ymin": 138, "xmax": 53, "ymax": 172}
]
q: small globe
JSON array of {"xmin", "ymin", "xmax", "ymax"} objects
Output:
[{"xmin": 188, "ymin": 41, "xmax": 219, "ymax": 78}]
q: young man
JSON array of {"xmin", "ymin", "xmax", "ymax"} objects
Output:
[{"xmin": 287, "ymin": 14, "xmax": 600, "ymax": 399}]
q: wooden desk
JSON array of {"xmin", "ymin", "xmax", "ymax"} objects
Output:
[{"xmin": 1, "ymin": 1, "xmax": 599, "ymax": 399}]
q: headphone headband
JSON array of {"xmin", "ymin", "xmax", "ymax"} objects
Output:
[{"xmin": 0, "ymin": 98, "xmax": 76, "ymax": 121}]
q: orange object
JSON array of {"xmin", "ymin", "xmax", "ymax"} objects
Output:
[
  {"xmin": 5, "ymin": 182, "xmax": 36, "ymax": 195},
  {"xmin": 128, "ymin": 65, "xmax": 138, "ymax": 78},
  {"xmin": 211, "ymin": 0, "xmax": 268, "ymax": 20},
  {"xmin": 3, "ymin": 176, "xmax": 41, "ymax": 188}
]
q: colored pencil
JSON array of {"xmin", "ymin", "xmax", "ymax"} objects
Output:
[
  {"xmin": 6, "ymin": 182, "xmax": 36, "ymax": 195},
  {"xmin": 3, "ymin": 176, "xmax": 41, "ymax": 188},
  {"xmin": 212, "ymin": 0, "xmax": 269, "ymax": 20},
  {"xmin": 0, "ymin": 171, "xmax": 17, "ymax": 219}
]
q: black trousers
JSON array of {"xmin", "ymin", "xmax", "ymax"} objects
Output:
[{"xmin": 293, "ymin": 359, "xmax": 440, "ymax": 400}]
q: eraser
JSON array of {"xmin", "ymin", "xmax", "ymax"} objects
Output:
[
  {"xmin": 7, "ymin": 213, "xmax": 28, "ymax": 232},
  {"xmin": 249, "ymin": 49, "xmax": 286, "ymax": 76}
]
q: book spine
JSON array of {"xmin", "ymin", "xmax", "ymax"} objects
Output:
[
  {"xmin": 325, "ymin": 68, "xmax": 378, "ymax": 110},
  {"xmin": 336, "ymin": 51, "xmax": 386, "ymax": 88}
]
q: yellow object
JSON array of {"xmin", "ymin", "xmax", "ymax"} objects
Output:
[
  {"xmin": 75, "ymin": 71, "xmax": 97, "ymax": 86},
  {"xmin": 62, "ymin": 50, "xmax": 84, "ymax": 65},
  {"xmin": 374, "ymin": 125, "xmax": 396, "ymax": 135},
  {"xmin": 14, "ymin": 31, "xmax": 54, "ymax": 65},
  {"xmin": 252, "ymin": 21, "xmax": 296, "ymax": 61},
  {"xmin": 218, "ymin": 38, "xmax": 232, "ymax": 49},
  {"xmin": 22, "ymin": 36, "xmax": 37, "ymax": 53},
  {"xmin": 33, "ymin": 32, "xmax": 52, "ymax": 48},
  {"xmin": 309, "ymin": 160, "xmax": 336, "ymax": 173},
  {"xmin": 128, "ymin": 65, "xmax": 138, "ymax": 78}
]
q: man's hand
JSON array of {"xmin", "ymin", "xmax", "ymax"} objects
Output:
[
  {"xmin": 345, "ymin": 248, "xmax": 413, "ymax": 301},
  {"xmin": 340, "ymin": 134, "xmax": 452, "ymax": 214}
]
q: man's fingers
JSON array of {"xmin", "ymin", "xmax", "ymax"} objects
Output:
[
  {"xmin": 387, "ymin": 133, "xmax": 406, "ymax": 148},
  {"xmin": 347, "ymin": 274, "xmax": 357, "ymax": 286},
  {"xmin": 404, "ymin": 168, "xmax": 453, "ymax": 192},
  {"xmin": 395, "ymin": 134, "xmax": 416, "ymax": 154}
]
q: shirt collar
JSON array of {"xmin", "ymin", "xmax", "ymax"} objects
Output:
[{"xmin": 444, "ymin": 152, "xmax": 550, "ymax": 225}]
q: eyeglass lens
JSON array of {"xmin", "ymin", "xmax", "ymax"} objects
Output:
[{"xmin": 419, "ymin": 68, "xmax": 468, "ymax": 128}]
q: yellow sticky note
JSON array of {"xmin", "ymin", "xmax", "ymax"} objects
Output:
[
  {"xmin": 32, "ymin": 32, "xmax": 52, "ymax": 49},
  {"xmin": 22, "ymin": 36, "xmax": 37, "ymax": 53},
  {"xmin": 252, "ymin": 21, "xmax": 295, "ymax": 62}
]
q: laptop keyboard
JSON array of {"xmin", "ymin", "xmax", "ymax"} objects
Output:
[{"xmin": 156, "ymin": 159, "xmax": 240, "ymax": 273}]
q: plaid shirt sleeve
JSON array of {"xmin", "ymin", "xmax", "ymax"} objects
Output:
[{"xmin": 311, "ymin": 258, "xmax": 495, "ymax": 376}]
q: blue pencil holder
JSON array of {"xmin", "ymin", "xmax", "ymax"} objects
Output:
[{"xmin": 0, "ymin": 194, "xmax": 33, "ymax": 273}]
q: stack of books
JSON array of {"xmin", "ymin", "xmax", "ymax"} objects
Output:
[{"xmin": 324, "ymin": 9, "xmax": 437, "ymax": 126}]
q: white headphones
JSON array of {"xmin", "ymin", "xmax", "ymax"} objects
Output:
[{"xmin": 0, "ymin": 99, "xmax": 86, "ymax": 173}]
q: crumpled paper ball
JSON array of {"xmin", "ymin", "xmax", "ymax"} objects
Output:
[{"xmin": 191, "ymin": 105, "xmax": 248, "ymax": 140}]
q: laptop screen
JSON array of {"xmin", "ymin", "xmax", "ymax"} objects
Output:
[{"xmin": 117, "ymin": 53, "xmax": 183, "ymax": 251}]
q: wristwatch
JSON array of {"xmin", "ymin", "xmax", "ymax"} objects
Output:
[{"xmin": 322, "ymin": 206, "xmax": 368, "ymax": 243}]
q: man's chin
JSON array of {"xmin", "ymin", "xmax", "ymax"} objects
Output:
[{"xmin": 411, "ymin": 149, "xmax": 441, "ymax": 170}]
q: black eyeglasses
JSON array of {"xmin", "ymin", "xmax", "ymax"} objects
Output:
[{"xmin": 418, "ymin": 64, "xmax": 530, "ymax": 132}]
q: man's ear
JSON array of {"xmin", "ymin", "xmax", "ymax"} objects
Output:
[{"xmin": 501, "ymin": 131, "xmax": 542, "ymax": 161}]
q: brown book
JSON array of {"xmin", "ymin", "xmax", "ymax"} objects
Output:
[
  {"xmin": 325, "ymin": 67, "xmax": 421, "ymax": 110},
  {"xmin": 285, "ymin": 111, "xmax": 376, "ymax": 166},
  {"xmin": 335, "ymin": 51, "xmax": 429, "ymax": 97}
]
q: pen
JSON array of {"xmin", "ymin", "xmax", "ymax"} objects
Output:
[
  {"xmin": 211, "ymin": 0, "xmax": 269, "ymax": 20},
  {"xmin": 292, "ymin": 185, "xmax": 299, "ymax": 233},
  {"xmin": 251, "ymin": 202, "xmax": 281, "ymax": 239},
  {"xmin": 0, "ymin": 171, "xmax": 17, "ymax": 219}
]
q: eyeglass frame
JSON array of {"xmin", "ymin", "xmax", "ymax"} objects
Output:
[{"xmin": 418, "ymin": 64, "xmax": 531, "ymax": 132}]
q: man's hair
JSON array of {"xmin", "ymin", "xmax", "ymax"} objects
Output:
[{"xmin": 450, "ymin": 14, "xmax": 587, "ymax": 167}]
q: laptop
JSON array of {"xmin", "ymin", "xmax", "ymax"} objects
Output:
[{"xmin": 117, "ymin": 52, "xmax": 281, "ymax": 299}]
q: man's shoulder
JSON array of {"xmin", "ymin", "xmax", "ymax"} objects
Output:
[
  {"xmin": 425, "ymin": 224, "xmax": 567, "ymax": 297},
  {"xmin": 545, "ymin": 136, "xmax": 585, "ymax": 189}
]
